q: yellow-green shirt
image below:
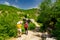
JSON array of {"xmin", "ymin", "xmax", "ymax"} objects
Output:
[{"xmin": 17, "ymin": 24, "xmax": 22, "ymax": 29}]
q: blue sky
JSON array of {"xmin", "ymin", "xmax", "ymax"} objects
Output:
[
  {"xmin": 0, "ymin": 0, "xmax": 55, "ymax": 9},
  {"xmin": 0, "ymin": 0, "xmax": 42, "ymax": 9}
]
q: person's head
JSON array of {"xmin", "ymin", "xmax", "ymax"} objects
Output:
[
  {"xmin": 25, "ymin": 21, "xmax": 28, "ymax": 23},
  {"xmin": 20, "ymin": 20, "xmax": 23, "ymax": 24}
]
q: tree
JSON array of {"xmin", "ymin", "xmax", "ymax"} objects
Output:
[
  {"xmin": 38, "ymin": 0, "xmax": 60, "ymax": 40},
  {"xmin": 37, "ymin": 0, "xmax": 51, "ymax": 23}
]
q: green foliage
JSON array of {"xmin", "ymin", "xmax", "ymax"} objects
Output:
[
  {"xmin": 0, "ymin": 36, "xmax": 4, "ymax": 40},
  {"xmin": 38, "ymin": 0, "xmax": 60, "ymax": 40},
  {"xmin": 28, "ymin": 22, "xmax": 35, "ymax": 30},
  {"xmin": 23, "ymin": 8, "xmax": 38, "ymax": 20},
  {"xmin": 0, "ymin": 4, "xmax": 23, "ymax": 39},
  {"xmin": 37, "ymin": 0, "xmax": 52, "ymax": 23},
  {"xmin": 37, "ymin": 0, "xmax": 60, "ymax": 23},
  {"xmin": 0, "ymin": 13, "xmax": 18, "ymax": 38},
  {"xmin": 51, "ymin": 18, "xmax": 60, "ymax": 40},
  {"xmin": 0, "ymin": 4, "xmax": 37, "ymax": 40},
  {"xmin": 21, "ymin": 25, "xmax": 25, "ymax": 33}
]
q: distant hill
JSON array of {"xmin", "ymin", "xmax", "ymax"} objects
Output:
[
  {"xmin": 0, "ymin": 4, "xmax": 21, "ymax": 11},
  {"xmin": 0, "ymin": 4, "xmax": 38, "ymax": 20},
  {"xmin": 22, "ymin": 8, "xmax": 38, "ymax": 20}
]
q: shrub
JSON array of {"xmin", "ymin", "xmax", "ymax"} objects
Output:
[
  {"xmin": 0, "ymin": 10, "xmax": 20, "ymax": 39},
  {"xmin": 22, "ymin": 25, "xmax": 25, "ymax": 33},
  {"xmin": 0, "ymin": 36, "xmax": 4, "ymax": 40},
  {"xmin": 28, "ymin": 22, "xmax": 35, "ymax": 30},
  {"xmin": 52, "ymin": 21, "xmax": 60, "ymax": 40}
]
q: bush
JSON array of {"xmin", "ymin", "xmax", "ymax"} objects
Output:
[
  {"xmin": 52, "ymin": 21, "xmax": 60, "ymax": 40},
  {"xmin": 37, "ymin": 15, "xmax": 50, "ymax": 23},
  {"xmin": 0, "ymin": 36, "xmax": 4, "ymax": 40},
  {"xmin": 22, "ymin": 25, "xmax": 25, "ymax": 33},
  {"xmin": 28, "ymin": 22, "xmax": 35, "ymax": 30},
  {"xmin": 0, "ymin": 10, "xmax": 21, "ymax": 39}
]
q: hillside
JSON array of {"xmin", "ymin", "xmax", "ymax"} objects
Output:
[
  {"xmin": 0, "ymin": 4, "xmax": 38, "ymax": 19},
  {"xmin": 23, "ymin": 8, "xmax": 38, "ymax": 20},
  {"xmin": 0, "ymin": 4, "xmax": 38, "ymax": 40},
  {"xmin": 0, "ymin": 4, "xmax": 21, "ymax": 11}
]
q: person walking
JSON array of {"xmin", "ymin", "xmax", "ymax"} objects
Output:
[
  {"xmin": 17, "ymin": 21, "xmax": 23, "ymax": 37},
  {"xmin": 24, "ymin": 21, "xmax": 28, "ymax": 35}
]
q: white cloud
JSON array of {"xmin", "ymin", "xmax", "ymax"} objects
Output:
[
  {"xmin": 12, "ymin": 4, "xmax": 19, "ymax": 8},
  {"xmin": 33, "ymin": 6, "xmax": 38, "ymax": 8},
  {"xmin": 3, "ymin": 1, "xmax": 19, "ymax": 8},
  {"xmin": 4, "ymin": 1, "xmax": 10, "ymax": 5},
  {"xmin": 28, "ymin": 5, "xmax": 39, "ymax": 9}
]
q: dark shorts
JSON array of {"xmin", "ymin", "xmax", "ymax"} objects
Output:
[{"xmin": 25, "ymin": 28, "xmax": 28, "ymax": 31}]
